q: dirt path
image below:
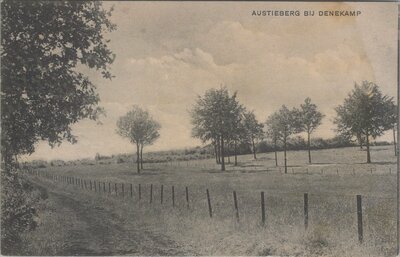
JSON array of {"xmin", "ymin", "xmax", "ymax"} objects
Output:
[{"xmin": 34, "ymin": 181, "xmax": 192, "ymax": 256}]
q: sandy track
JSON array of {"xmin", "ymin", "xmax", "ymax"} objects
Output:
[{"xmin": 34, "ymin": 181, "xmax": 192, "ymax": 256}]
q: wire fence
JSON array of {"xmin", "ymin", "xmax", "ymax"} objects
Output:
[{"xmin": 23, "ymin": 167, "xmax": 398, "ymax": 247}]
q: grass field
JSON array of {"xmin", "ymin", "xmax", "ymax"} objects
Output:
[{"xmin": 25, "ymin": 145, "xmax": 397, "ymax": 256}]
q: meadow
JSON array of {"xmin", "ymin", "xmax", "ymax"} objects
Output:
[{"xmin": 25, "ymin": 145, "xmax": 397, "ymax": 256}]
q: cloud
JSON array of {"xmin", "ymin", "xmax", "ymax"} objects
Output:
[{"xmin": 25, "ymin": 2, "xmax": 396, "ymax": 161}]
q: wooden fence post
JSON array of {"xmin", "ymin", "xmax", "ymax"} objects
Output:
[
  {"xmin": 261, "ymin": 191, "xmax": 266, "ymax": 226},
  {"xmin": 172, "ymin": 186, "xmax": 175, "ymax": 207},
  {"xmin": 84, "ymin": 180, "xmax": 87, "ymax": 189},
  {"xmin": 139, "ymin": 184, "xmax": 141, "ymax": 201},
  {"xmin": 103, "ymin": 182, "xmax": 106, "ymax": 193},
  {"xmin": 233, "ymin": 191, "xmax": 239, "ymax": 222},
  {"xmin": 94, "ymin": 181, "xmax": 97, "ymax": 192},
  {"xmin": 114, "ymin": 183, "xmax": 117, "ymax": 196},
  {"xmin": 304, "ymin": 193, "xmax": 309, "ymax": 230},
  {"xmin": 90, "ymin": 180, "xmax": 92, "ymax": 190},
  {"xmin": 130, "ymin": 184, "xmax": 133, "ymax": 198},
  {"xmin": 185, "ymin": 186, "xmax": 189, "ymax": 209},
  {"xmin": 357, "ymin": 195, "xmax": 363, "ymax": 243},
  {"xmin": 108, "ymin": 182, "xmax": 111, "ymax": 194},
  {"xmin": 122, "ymin": 183, "xmax": 125, "ymax": 197},
  {"xmin": 161, "ymin": 185, "xmax": 164, "ymax": 204},
  {"xmin": 150, "ymin": 184, "xmax": 153, "ymax": 204},
  {"xmin": 206, "ymin": 189, "xmax": 212, "ymax": 218}
]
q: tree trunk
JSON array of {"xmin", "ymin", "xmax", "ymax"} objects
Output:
[
  {"xmin": 274, "ymin": 138, "xmax": 278, "ymax": 167},
  {"xmin": 3, "ymin": 147, "xmax": 14, "ymax": 174},
  {"xmin": 140, "ymin": 144, "xmax": 144, "ymax": 170},
  {"xmin": 234, "ymin": 140, "xmax": 238, "ymax": 166},
  {"xmin": 284, "ymin": 141, "xmax": 287, "ymax": 174},
  {"xmin": 366, "ymin": 131, "xmax": 371, "ymax": 163},
  {"xmin": 227, "ymin": 142, "xmax": 231, "ymax": 164},
  {"xmin": 252, "ymin": 137, "xmax": 257, "ymax": 160},
  {"xmin": 214, "ymin": 142, "xmax": 219, "ymax": 164},
  {"xmin": 220, "ymin": 135, "xmax": 225, "ymax": 171},
  {"xmin": 283, "ymin": 129, "xmax": 287, "ymax": 174},
  {"xmin": 136, "ymin": 143, "xmax": 140, "ymax": 173},
  {"xmin": 307, "ymin": 132, "xmax": 312, "ymax": 164},
  {"xmin": 217, "ymin": 137, "xmax": 221, "ymax": 164},
  {"xmin": 393, "ymin": 126, "xmax": 397, "ymax": 156}
]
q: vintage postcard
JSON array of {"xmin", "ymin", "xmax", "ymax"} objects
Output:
[{"xmin": 1, "ymin": 1, "xmax": 399, "ymax": 256}]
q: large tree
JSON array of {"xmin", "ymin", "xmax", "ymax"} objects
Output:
[
  {"xmin": 1, "ymin": 1, "xmax": 115, "ymax": 253},
  {"xmin": 243, "ymin": 111, "xmax": 264, "ymax": 160},
  {"xmin": 229, "ymin": 109, "xmax": 247, "ymax": 166},
  {"xmin": 190, "ymin": 87, "xmax": 243, "ymax": 171},
  {"xmin": 265, "ymin": 113, "xmax": 281, "ymax": 167},
  {"xmin": 266, "ymin": 106, "xmax": 301, "ymax": 173},
  {"xmin": 140, "ymin": 119, "xmax": 161, "ymax": 169},
  {"xmin": 386, "ymin": 101, "xmax": 397, "ymax": 156},
  {"xmin": 298, "ymin": 98, "xmax": 324, "ymax": 164},
  {"xmin": 334, "ymin": 81, "xmax": 393, "ymax": 163},
  {"xmin": 1, "ymin": 1, "xmax": 116, "ymax": 167},
  {"xmin": 116, "ymin": 106, "xmax": 161, "ymax": 173}
]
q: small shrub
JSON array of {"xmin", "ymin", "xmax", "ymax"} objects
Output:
[{"xmin": 1, "ymin": 169, "xmax": 42, "ymax": 255}]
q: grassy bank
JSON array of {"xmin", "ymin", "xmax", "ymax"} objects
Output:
[{"xmin": 23, "ymin": 145, "xmax": 397, "ymax": 256}]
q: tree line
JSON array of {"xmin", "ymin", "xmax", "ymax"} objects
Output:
[
  {"xmin": 1, "ymin": 1, "xmax": 116, "ymax": 254},
  {"xmin": 190, "ymin": 82, "xmax": 396, "ymax": 172}
]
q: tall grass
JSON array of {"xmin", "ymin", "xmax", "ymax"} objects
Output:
[
  {"xmin": 27, "ymin": 171, "xmax": 396, "ymax": 256},
  {"xmin": 23, "ymin": 145, "xmax": 397, "ymax": 256}
]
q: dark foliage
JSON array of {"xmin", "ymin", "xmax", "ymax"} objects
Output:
[{"xmin": 1, "ymin": 1, "xmax": 115, "ymax": 254}]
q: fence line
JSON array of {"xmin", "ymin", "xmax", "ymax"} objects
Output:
[{"xmin": 23, "ymin": 168, "xmax": 397, "ymax": 245}]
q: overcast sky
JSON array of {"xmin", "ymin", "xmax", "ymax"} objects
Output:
[{"xmin": 26, "ymin": 2, "xmax": 397, "ymax": 161}]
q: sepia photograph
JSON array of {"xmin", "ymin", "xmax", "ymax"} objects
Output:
[{"xmin": 1, "ymin": 1, "xmax": 399, "ymax": 256}]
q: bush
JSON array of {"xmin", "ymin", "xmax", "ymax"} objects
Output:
[
  {"xmin": 287, "ymin": 136, "xmax": 307, "ymax": 150},
  {"xmin": 1, "ymin": 169, "xmax": 41, "ymax": 255},
  {"xmin": 310, "ymin": 138, "xmax": 329, "ymax": 149},
  {"xmin": 257, "ymin": 136, "xmax": 356, "ymax": 153}
]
